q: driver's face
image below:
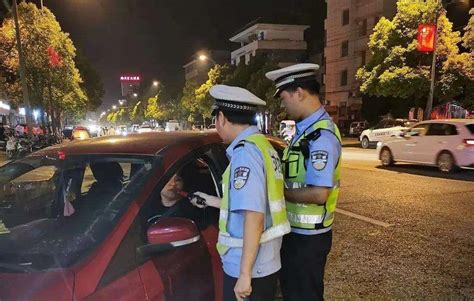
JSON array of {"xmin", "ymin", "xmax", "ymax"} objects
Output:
[{"xmin": 161, "ymin": 173, "xmax": 184, "ymax": 200}]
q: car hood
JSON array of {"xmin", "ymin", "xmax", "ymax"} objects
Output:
[{"xmin": 0, "ymin": 269, "xmax": 74, "ymax": 301}]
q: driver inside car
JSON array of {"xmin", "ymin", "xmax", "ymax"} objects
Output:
[{"xmin": 147, "ymin": 171, "xmax": 206, "ymax": 229}]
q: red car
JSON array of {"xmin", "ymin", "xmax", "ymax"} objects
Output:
[{"xmin": 0, "ymin": 131, "xmax": 264, "ymax": 300}]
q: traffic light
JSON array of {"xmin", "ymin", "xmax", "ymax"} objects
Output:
[{"xmin": 417, "ymin": 24, "xmax": 436, "ymax": 52}]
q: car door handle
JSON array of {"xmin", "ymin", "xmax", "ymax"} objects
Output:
[{"xmin": 438, "ymin": 141, "xmax": 448, "ymax": 144}]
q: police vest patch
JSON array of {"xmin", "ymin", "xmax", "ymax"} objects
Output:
[
  {"xmin": 233, "ymin": 166, "xmax": 250, "ymax": 190},
  {"xmin": 270, "ymin": 149, "xmax": 284, "ymax": 180},
  {"xmin": 311, "ymin": 150, "xmax": 328, "ymax": 170}
]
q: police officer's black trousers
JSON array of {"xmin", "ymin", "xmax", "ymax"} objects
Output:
[
  {"xmin": 223, "ymin": 271, "xmax": 279, "ymax": 301},
  {"xmin": 280, "ymin": 230, "xmax": 332, "ymax": 301}
]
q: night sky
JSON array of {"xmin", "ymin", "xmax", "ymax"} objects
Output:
[{"xmin": 38, "ymin": 0, "xmax": 325, "ymax": 111}]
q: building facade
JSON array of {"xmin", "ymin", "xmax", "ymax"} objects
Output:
[
  {"xmin": 229, "ymin": 23, "xmax": 309, "ymax": 66},
  {"xmin": 120, "ymin": 76, "xmax": 141, "ymax": 98},
  {"xmin": 324, "ymin": 0, "xmax": 397, "ymax": 128},
  {"xmin": 183, "ymin": 50, "xmax": 230, "ymax": 83}
]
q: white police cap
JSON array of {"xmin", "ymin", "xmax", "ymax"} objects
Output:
[
  {"xmin": 210, "ymin": 85, "xmax": 266, "ymax": 113},
  {"xmin": 265, "ymin": 63, "xmax": 320, "ymax": 96}
]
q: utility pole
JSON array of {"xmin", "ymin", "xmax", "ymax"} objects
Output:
[
  {"xmin": 424, "ymin": 0, "xmax": 441, "ymax": 120},
  {"xmin": 12, "ymin": 0, "xmax": 33, "ymax": 138}
]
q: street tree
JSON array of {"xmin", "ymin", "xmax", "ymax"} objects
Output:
[
  {"xmin": 179, "ymin": 80, "xmax": 200, "ymax": 123},
  {"xmin": 74, "ymin": 50, "xmax": 104, "ymax": 111},
  {"xmin": 195, "ymin": 64, "xmax": 233, "ymax": 125},
  {"xmin": 144, "ymin": 95, "xmax": 164, "ymax": 121},
  {"xmin": 356, "ymin": 0, "xmax": 473, "ymax": 110},
  {"xmin": 463, "ymin": 8, "xmax": 474, "ymax": 50},
  {"xmin": 0, "ymin": 3, "xmax": 88, "ymax": 130}
]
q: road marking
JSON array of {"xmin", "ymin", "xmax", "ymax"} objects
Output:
[{"xmin": 336, "ymin": 208, "xmax": 394, "ymax": 228}]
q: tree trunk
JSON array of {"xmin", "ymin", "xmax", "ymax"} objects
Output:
[{"xmin": 47, "ymin": 84, "xmax": 56, "ymax": 133}]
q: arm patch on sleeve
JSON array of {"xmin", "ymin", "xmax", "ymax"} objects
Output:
[
  {"xmin": 311, "ymin": 150, "xmax": 329, "ymax": 171},
  {"xmin": 233, "ymin": 166, "xmax": 250, "ymax": 190}
]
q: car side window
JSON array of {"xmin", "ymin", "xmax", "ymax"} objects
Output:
[
  {"xmin": 142, "ymin": 154, "xmax": 221, "ymax": 232},
  {"xmin": 426, "ymin": 123, "xmax": 458, "ymax": 136},
  {"xmin": 374, "ymin": 121, "xmax": 385, "ymax": 129},
  {"xmin": 409, "ymin": 124, "xmax": 430, "ymax": 136}
]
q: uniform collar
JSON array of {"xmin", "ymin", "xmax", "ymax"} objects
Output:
[
  {"xmin": 295, "ymin": 106, "xmax": 328, "ymax": 137},
  {"xmin": 226, "ymin": 126, "xmax": 260, "ymax": 158}
]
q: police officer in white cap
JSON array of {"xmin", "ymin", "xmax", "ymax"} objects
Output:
[
  {"xmin": 266, "ymin": 64, "xmax": 342, "ymax": 301},
  {"xmin": 191, "ymin": 85, "xmax": 290, "ymax": 301}
]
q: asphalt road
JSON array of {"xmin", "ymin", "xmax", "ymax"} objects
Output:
[
  {"xmin": 326, "ymin": 146, "xmax": 474, "ymax": 299},
  {"xmin": 1, "ymin": 142, "xmax": 473, "ymax": 299}
]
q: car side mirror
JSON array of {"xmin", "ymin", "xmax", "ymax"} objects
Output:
[{"xmin": 137, "ymin": 217, "xmax": 200, "ymax": 256}]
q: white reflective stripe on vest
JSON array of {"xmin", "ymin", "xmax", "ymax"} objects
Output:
[
  {"xmin": 220, "ymin": 210, "xmax": 228, "ymax": 221},
  {"xmin": 269, "ymin": 199, "xmax": 286, "ymax": 212},
  {"xmin": 220, "ymin": 200, "xmax": 285, "ymax": 221},
  {"xmin": 287, "ymin": 212, "xmax": 324, "ymax": 224},
  {"xmin": 286, "ymin": 182, "xmax": 307, "ymax": 189},
  {"xmin": 324, "ymin": 212, "xmax": 334, "ymax": 221},
  {"xmin": 218, "ymin": 221, "xmax": 291, "ymax": 248}
]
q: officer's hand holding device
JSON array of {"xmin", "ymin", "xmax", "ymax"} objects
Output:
[{"xmin": 189, "ymin": 191, "xmax": 221, "ymax": 209}]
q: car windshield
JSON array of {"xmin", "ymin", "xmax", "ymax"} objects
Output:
[{"xmin": 0, "ymin": 154, "xmax": 156, "ymax": 271}]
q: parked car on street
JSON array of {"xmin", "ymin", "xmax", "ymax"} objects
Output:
[
  {"xmin": 0, "ymin": 131, "xmax": 287, "ymax": 300},
  {"xmin": 165, "ymin": 120, "xmax": 181, "ymax": 132},
  {"xmin": 360, "ymin": 119, "xmax": 415, "ymax": 149},
  {"xmin": 71, "ymin": 126, "xmax": 91, "ymax": 140},
  {"xmin": 349, "ymin": 121, "xmax": 369, "ymax": 137},
  {"xmin": 378, "ymin": 119, "xmax": 474, "ymax": 172},
  {"xmin": 137, "ymin": 124, "xmax": 153, "ymax": 133}
]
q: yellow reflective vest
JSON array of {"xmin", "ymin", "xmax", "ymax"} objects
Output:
[
  {"xmin": 217, "ymin": 133, "xmax": 291, "ymax": 255},
  {"xmin": 282, "ymin": 119, "xmax": 341, "ymax": 231}
]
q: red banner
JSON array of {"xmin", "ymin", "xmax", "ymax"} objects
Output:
[
  {"xmin": 417, "ymin": 24, "xmax": 436, "ymax": 52},
  {"xmin": 47, "ymin": 46, "xmax": 62, "ymax": 67}
]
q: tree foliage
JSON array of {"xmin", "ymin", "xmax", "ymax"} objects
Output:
[
  {"xmin": 74, "ymin": 50, "xmax": 104, "ymax": 111},
  {"xmin": 356, "ymin": 0, "xmax": 473, "ymax": 108},
  {"xmin": 0, "ymin": 3, "xmax": 98, "ymax": 128},
  {"xmin": 463, "ymin": 8, "xmax": 474, "ymax": 50},
  {"xmin": 194, "ymin": 64, "xmax": 233, "ymax": 124},
  {"xmin": 144, "ymin": 95, "xmax": 164, "ymax": 121}
]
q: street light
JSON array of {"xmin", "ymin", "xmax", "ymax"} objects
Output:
[
  {"xmin": 133, "ymin": 93, "xmax": 138, "ymax": 97},
  {"xmin": 112, "ymin": 105, "xmax": 117, "ymax": 110},
  {"xmin": 118, "ymin": 99, "xmax": 126, "ymax": 106},
  {"xmin": 153, "ymin": 81, "xmax": 159, "ymax": 87},
  {"xmin": 198, "ymin": 54, "xmax": 216, "ymax": 64}
]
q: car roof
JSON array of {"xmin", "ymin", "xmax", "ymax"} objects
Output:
[
  {"xmin": 33, "ymin": 131, "xmax": 222, "ymax": 157},
  {"xmin": 419, "ymin": 119, "xmax": 474, "ymax": 124}
]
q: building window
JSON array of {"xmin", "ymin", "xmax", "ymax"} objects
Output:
[
  {"xmin": 359, "ymin": 19, "xmax": 367, "ymax": 36},
  {"xmin": 341, "ymin": 69, "xmax": 348, "ymax": 86},
  {"xmin": 360, "ymin": 50, "xmax": 366, "ymax": 66},
  {"xmin": 342, "ymin": 9, "xmax": 350, "ymax": 26},
  {"xmin": 341, "ymin": 40, "xmax": 349, "ymax": 57}
]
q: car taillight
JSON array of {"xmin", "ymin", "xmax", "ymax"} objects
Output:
[
  {"xmin": 58, "ymin": 150, "xmax": 66, "ymax": 160},
  {"xmin": 464, "ymin": 139, "xmax": 474, "ymax": 147}
]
